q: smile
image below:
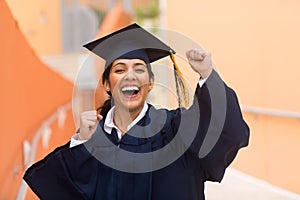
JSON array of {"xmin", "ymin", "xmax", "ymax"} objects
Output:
[{"xmin": 121, "ymin": 86, "xmax": 140, "ymax": 98}]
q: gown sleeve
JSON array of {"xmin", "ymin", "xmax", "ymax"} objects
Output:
[
  {"xmin": 180, "ymin": 69, "xmax": 250, "ymax": 182},
  {"xmin": 23, "ymin": 142, "xmax": 99, "ymax": 200}
]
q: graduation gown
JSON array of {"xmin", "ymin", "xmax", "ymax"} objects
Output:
[{"xmin": 24, "ymin": 70, "xmax": 249, "ymax": 200}]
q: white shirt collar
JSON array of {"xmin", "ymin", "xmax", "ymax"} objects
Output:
[{"xmin": 104, "ymin": 102, "xmax": 149, "ymax": 139}]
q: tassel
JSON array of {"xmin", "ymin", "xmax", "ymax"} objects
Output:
[{"xmin": 169, "ymin": 50, "xmax": 189, "ymax": 107}]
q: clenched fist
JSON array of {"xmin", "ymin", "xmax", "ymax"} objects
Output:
[
  {"xmin": 79, "ymin": 110, "xmax": 103, "ymax": 140},
  {"xmin": 186, "ymin": 48, "xmax": 213, "ymax": 79}
]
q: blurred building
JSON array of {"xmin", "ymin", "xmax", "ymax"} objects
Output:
[{"xmin": 5, "ymin": 0, "xmax": 158, "ymax": 55}]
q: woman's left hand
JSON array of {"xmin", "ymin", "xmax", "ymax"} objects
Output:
[{"xmin": 186, "ymin": 48, "xmax": 213, "ymax": 79}]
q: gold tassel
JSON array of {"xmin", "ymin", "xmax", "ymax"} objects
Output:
[{"xmin": 169, "ymin": 50, "xmax": 189, "ymax": 107}]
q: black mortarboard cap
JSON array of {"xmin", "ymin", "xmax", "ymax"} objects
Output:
[{"xmin": 83, "ymin": 23, "xmax": 175, "ymax": 67}]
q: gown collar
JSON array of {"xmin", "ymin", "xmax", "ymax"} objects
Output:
[{"xmin": 104, "ymin": 102, "xmax": 149, "ymax": 140}]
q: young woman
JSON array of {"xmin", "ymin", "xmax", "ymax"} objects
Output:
[{"xmin": 24, "ymin": 23, "xmax": 249, "ymax": 200}]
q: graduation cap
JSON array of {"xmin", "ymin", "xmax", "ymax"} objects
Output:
[
  {"xmin": 83, "ymin": 23, "xmax": 189, "ymax": 106},
  {"xmin": 83, "ymin": 23, "xmax": 175, "ymax": 67}
]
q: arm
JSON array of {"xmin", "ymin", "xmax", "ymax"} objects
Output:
[
  {"xmin": 185, "ymin": 49, "xmax": 249, "ymax": 182},
  {"xmin": 23, "ymin": 140, "xmax": 100, "ymax": 199},
  {"xmin": 192, "ymin": 70, "xmax": 249, "ymax": 182},
  {"xmin": 24, "ymin": 113, "xmax": 103, "ymax": 197}
]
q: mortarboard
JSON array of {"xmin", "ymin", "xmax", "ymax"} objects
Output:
[
  {"xmin": 83, "ymin": 23, "xmax": 176, "ymax": 67},
  {"xmin": 83, "ymin": 23, "xmax": 189, "ymax": 107}
]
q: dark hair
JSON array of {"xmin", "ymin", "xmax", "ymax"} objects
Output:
[{"xmin": 97, "ymin": 62, "xmax": 154, "ymax": 118}]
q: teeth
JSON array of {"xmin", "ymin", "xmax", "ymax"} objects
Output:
[{"xmin": 121, "ymin": 86, "xmax": 139, "ymax": 92}]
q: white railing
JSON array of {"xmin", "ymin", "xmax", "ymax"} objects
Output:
[
  {"xmin": 242, "ymin": 105, "xmax": 300, "ymax": 120},
  {"xmin": 16, "ymin": 102, "xmax": 72, "ymax": 200}
]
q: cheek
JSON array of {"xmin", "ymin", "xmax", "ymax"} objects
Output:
[
  {"xmin": 138, "ymin": 74, "xmax": 151, "ymax": 84},
  {"xmin": 140, "ymin": 80, "xmax": 152, "ymax": 92},
  {"xmin": 108, "ymin": 75, "xmax": 121, "ymax": 89}
]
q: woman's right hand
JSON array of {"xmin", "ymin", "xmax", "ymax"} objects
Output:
[{"xmin": 79, "ymin": 110, "xmax": 103, "ymax": 140}]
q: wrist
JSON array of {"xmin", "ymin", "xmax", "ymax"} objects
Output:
[
  {"xmin": 199, "ymin": 68, "xmax": 212, "ymax": 79},
  {"xmin": 77, "ymin": 133, "xmax": 90, "ymax": 141},
  {"xmin": 77, "ymin": 133, "xmax": 86, "ymax": 141}
]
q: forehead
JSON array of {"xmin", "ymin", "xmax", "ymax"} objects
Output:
[{"xmin": 112, "ymin": 58, "xmax": 147, "ymax": 66}]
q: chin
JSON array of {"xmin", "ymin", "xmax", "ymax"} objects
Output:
[{"xmin": 124, "ymin": 101, "xmax": 145, "ymax": 113}]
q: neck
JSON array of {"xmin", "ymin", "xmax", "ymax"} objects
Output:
[{"xmin": 113, "ymin": 105, "xmax": 143, "ymax": 135}]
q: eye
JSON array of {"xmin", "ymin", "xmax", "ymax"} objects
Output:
[
  {"xmin": 114, "ymin": 69, "xmax": 125, "ymax": 73},
  {"xmin": 135, "ymin": 68, "xmax": 145, "ymax": 73}
]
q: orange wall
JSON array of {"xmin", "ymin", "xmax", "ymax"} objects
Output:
[
  {"xmin": 5, "ymin": 0, "xmax": 156, "ymax": 55},
  {"xmin": 0, "ymin": 1, "xmax": 74, "ymax": 199},
  {"xmin": 166, "ymin": 0, "xmax": 300, "ymax": 112},
  {"xmin": 232, "ymin": 113, "xmax": 300, "ymax": 194},
  {"xmin": 5, "ymin": 0, "xmax": 62, "ymax": 55},
  {"xmin": 166, "ymin": 0, "xmax": 300, "ymax": 194}
]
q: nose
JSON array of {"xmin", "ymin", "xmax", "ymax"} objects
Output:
[{"xmin": 124, "ymin": 68, "xmax": 136, "ymax": 80}]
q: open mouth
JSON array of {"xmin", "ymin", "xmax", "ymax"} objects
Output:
[{"xmin": 121, "ymin": 86, "xmax": 140, "ymax": 97}]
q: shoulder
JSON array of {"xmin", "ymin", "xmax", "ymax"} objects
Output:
[
  {"xmin": 146, "ymin": 103, "xmax": 183, "ymax": 135},
  {"xmin": 146, "ymin": 103, "xmax": 182, "ymax": 121}
]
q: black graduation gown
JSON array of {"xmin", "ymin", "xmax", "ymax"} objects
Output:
[{"xmin": 24, "ymin": 70, "xmax": 249, "ymax": 200}]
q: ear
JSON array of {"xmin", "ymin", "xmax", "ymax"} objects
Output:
[
  {"xmin": 104, "ymin": 80, "xmax": 110, "ymax": 92},
  {"xmin": 148, "ymin": 76, "xmax": 154, "ymax": 91}
]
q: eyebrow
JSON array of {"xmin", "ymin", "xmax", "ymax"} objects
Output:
[
  {"xmin": 112, "ymin": 62, "xmax": 146, "ymax": 68},
  {"xmin": 112, "ymin": 62, "xmax": 125, "ymax": 67}
]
